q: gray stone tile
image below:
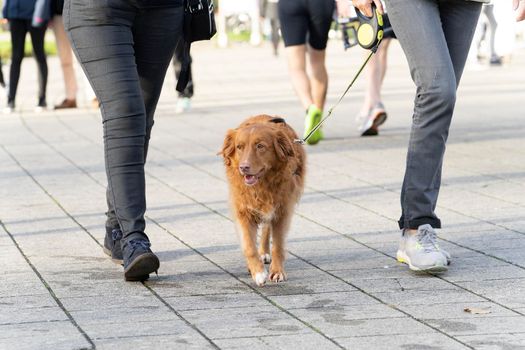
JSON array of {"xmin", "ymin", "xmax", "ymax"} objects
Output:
[
  {"xmin": 457, "ymin": 333, "xmax": 525, "ymax": 350},
  {"xmin": 270, "ymin": 291, "xmax": 380, "ymax": 310},
  {"xmin": 81, "ymin": 318, "xmax": 203, "ymax": 340},
  {"xmin": 457, "ymin": 279, "xmax": 525, "ymax": 309},
  {"xmin": 179, "ymin": 306, "xmax": 311, "ymax": 339},
  {"xmin": 214, "ymin": 333, "xmax": 342, "ymax": 350},
  {"xmin": 370, "ymin": 289, "xmax": 487, "ymax": 307},
  {"xmin": 337, "ymin": 333, "xmax": 469, "ymax": 350},
  {"xmin": 0, "ymin": 321, "xmax": 91, "ymax": 350},
  {"xmin": 165, "ymin": 292, "xmax": 267, "ymax": 311},
  {"xmin": 399, "ymin": 301, "xmax": 517, "ymax": 320},
  {"xmin": 425, "ymin": 316, "xmax": 525, "ymax": 336},
  {"xmin": 95, "ymin": 334, "xmax": 216, "ymax": 350}
]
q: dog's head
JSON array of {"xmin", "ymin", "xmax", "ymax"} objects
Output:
[{"xmin": 221, "ymin": 123, "xmax": 295, "ymax": 186}]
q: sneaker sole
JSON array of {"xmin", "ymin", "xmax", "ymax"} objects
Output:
[
  {"xmin": 396, "ymin": 250, "xmax": 448, "ymax": 274},
  {"xmin": 124, "ymin": 253, "xmax": 160, "ymax": 282},
  {"xmin": 361, "ymin": 112, "xmax": 387, "ymax": 137}
]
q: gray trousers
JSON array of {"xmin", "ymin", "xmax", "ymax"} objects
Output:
[
  {"xmin": 384, "ymin": 0, "xmax": 482, "ymax": 229},
  {"xmin": 64, "ymin": 0, "xmax": 183, "ymax": 242}
]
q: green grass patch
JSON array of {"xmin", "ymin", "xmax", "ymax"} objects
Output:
[{"xmin": 0, "ymin": 39, "xmax": 57, "ymax": 60}]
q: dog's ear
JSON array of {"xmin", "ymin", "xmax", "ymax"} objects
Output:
[
  {"xmin": 274, "ymin": 131, "xmax": 295, "ymax": 161},
  {"xmin": 219, "ymin": 129, "xmax": 236, "ymax": 166}
]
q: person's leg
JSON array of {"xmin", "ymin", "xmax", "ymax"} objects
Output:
[
  {"xmin": 7, "ymin": 19, "xmax": 28, "ymax": 107},
  {"xmin": 278, "ymin": 0, "xmax": 312, "ymax": 109},
  {"xmin": 285, "ymin": 45, "xmax": 313, "ymax": 109},
  {"xmin": 306, "ymin": 0, "xmax": 335, "ymax": 111},
  {"xmin": 482, "ymin": 4, "xmax": 500, "ymax": 63},
  {"xmin": 52, "ymin": 15, "xmax": 78, "ymax": 105},
  {"xmin": 28, "ymin": 24, "xmax": 48, "ymax": 106},
  {"xmin": 65, "ymin": 0, "xmax": 182, "ymax": 280},
  {"xmin": 270, "ymin": 17, "xmax": 280, "ymax": 56},
  {"xmin": 0, "ymin": 57, "xmax": 5, "ymax": 88},
  {"xmin": 308, "ymin": 47, "xmax": 328, "ymax": 112},
  {"xmin": 173, "ymin": 41, "xmax": 193, "ymax": 115},
  {"xmin": 134, "ymin": 4, "xmax": 184, "ymax": 158},
  {"xmin": 386, "ymin": 0, "xmax": 480, "ymax": 230},
  {"xmin": 358, "ymin": 38, "xmax": 391, "ymax": 114},
  {"xmin": 65, "ymin": 0, "xmax": 146, "ymax": 241},
  {"xmin": 357, "ymin": 38, "xmax": 391, "ymax": 136},
  {"xmin": 385, "ymin": 0, "xmax": 481, "ymax": 271},
  {"xmin": 300, "ymin": 0, "xmax": 335, "ymax": 144}
]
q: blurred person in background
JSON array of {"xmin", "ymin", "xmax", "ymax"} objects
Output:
[
  {"xmin": 278, "ymin": 0, "xmax": 340, "ymax": 145},
  {"xmin": 172, "ymin": 43, "xmax": 193, "ymax": 113},
  {"xmin": 355, "ymin": 39, "xmax": 393, "ymax": 136},
  {"xmin": 260, "ymin": 0, "xmax": 280, "ymax": 56},
  {"xmin": 354, "ymin": 3, "xmax": 396, "ymax": 137},
  {"xmin": 51, "ymin": 0, "xmax": 77, "ymax": 109},
  {"xmin": 353, "ymin": 0, "xmax": 484, "ymax": 273},
  {"xmin": 476, "ymin": 4, "xmax": 502, "ymax": 65},
  {"xmin": 2, "ymin": 0, "xmax": 50, "ymax": 113}
]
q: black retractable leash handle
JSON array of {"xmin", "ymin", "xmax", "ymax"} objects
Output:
[{"xmin": 294, "ymin": 4, "xmax": 384, "ymax": 145}]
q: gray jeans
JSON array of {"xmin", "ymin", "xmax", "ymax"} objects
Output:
[
  {"xmin": 64, "ymin": 0, "xmax": 183, "ymax": 242},
  {"xmin": 384, "ymin": 0, "xmax": 482, "ymax": 229}
]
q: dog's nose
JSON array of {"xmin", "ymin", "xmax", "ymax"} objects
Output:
[{"xmin": 239, "ymin": 164, "xmax": 250, "ymax": 173}]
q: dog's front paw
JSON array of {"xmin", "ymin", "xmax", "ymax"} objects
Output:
[
  {"xmin": 260, "ymin": 253, "xmax": 272, "ymax": 264},
  {"xmin": 269, "ymin": 265, "xmax": 287, "ymax": 283},
  {"xmin": 253, "ymin": 269, "xmax": 268, "ymax": 287}
]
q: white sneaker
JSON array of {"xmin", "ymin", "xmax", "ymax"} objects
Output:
[
  {"xmin": 175, "ymin": 97, "xmax": 191, "ymax": 114},
  {"xmin": 397, "ymin": 224, "xmax": 448, "ymax": 273},
  {"xmin": 356, "ymin": 103, "xmax": 387, "ymax": 136},
  {"xmin": 3, "ymin": 101, "xmax": 14, "ymax": 114}
]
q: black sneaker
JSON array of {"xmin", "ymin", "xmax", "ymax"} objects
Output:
[
  {"xmin": 122, "ymin": 239, "xmax": 159, "ymax": 281},
  {"xmin": 103, "ymin": 227, "xmax": 123, "ymax": 264}
]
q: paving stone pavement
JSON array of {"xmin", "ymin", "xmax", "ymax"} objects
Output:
[{"xmin": 1, "ymin": 38, "xmax": 525, "ymax": 350}]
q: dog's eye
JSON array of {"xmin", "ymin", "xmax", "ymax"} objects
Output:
[
  {"xmin": 256, "ymin": 143, "xmax": 265, "ymax": 150},
  {"xmin": 236, "ymin": 144, "xmax": 243, "ymax": 150}
]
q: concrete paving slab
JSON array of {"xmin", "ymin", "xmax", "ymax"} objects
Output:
[{"xmin": 1, "ymin": 38, "xmax": 525, "ymax": 349}]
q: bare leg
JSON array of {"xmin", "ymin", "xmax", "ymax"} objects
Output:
[
  {"xmin": 52, "ymin": 16, "xmax": 78, "ymax": 101},
  {"xmin": 359, "ymin": 38, "xmax": 391, "ymax": 116},
  {"xmin": 308, "ymin": 46, "xmax": 328, "ymax": 111},
  {"xmin": 285, "ymin": 45, "xmax": 314, "ymax": 110}
]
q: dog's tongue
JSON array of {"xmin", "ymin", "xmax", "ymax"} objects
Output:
[{"xmin": 244, "ymin": 175, "xmax": 258, "ymax": 185}]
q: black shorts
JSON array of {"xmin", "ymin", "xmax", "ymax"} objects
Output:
[{"xmin": 278, "ymin": 0, "xmax": 335, "ymax": 50}]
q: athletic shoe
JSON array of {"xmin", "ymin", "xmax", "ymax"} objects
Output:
[
  {"xmin": 175, "ymin": 97, "xmax": 191, "ymax": 113},
  {"xmin": 304, "ymin": 104, "xmax": 324, "ymax": 145},
  {"xmin": 122, "ymin": 238, "xmax": 159, "ymax": 281},
  {"xmin": 103, "ymin": 227, "xmax": 123, "ymax": 264},
  {"xmin": 357, "ymin": 103, "xmax": 387, "ymax": 136},
  {"xmin": 397, "ymin": 224, "xmax": 448, "ymax": 273},
  {"xmin": 35, "ymin": 99, "xmax": 47, "ymax": 112},
  {"xmin": 3, "ymin": 100, "xmax": 14, "ymax": 114}
]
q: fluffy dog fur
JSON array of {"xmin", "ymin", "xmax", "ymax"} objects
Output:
[{"xmin": 221, "ymin": 115, "xmax": 306, "ymax": 286}]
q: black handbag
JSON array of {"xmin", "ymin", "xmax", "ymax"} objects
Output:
[
  {"xmin": 186, "ymin": 0, "xmax": 216, "ymax": 42},
  {"xmin": 176, "ymin": 0, "xmax": 216, "ymax": 92}
]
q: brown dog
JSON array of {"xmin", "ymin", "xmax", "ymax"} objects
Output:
[{"xmin": 221, "ymin": 115, "xmax": 306, "ymax": 286}]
